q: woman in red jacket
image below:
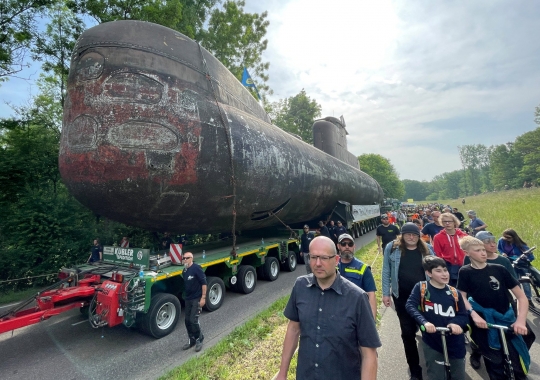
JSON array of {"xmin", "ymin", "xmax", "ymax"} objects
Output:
[{"xmin": 432, "ymin": 212, "xmax": 467, "ymax": 286}]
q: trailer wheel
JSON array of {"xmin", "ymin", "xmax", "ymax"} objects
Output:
[
  {"xmin": 204, "ymin": 276, "xmax": 225, "ymax": 312},
  {"xmin": 281, "ymin": 251, "xmax": 297, "ymax": 272},
  {"xmin": 263, "ymin": 257, "xmax": 280, "ymax": 281},
  {"xmin": 236, "ymin": 265, "xmax": 257, "ymax": 294},
  {"xmin": 140, "ymin": 293, "xmax": 181, "ymax": 338}
]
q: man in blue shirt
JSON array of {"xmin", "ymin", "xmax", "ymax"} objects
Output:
[
  {"xmin": 337, "ymin": 234, "xmax": 377, "ymax": 320},
  {"xmin": 421, "ymin": 210, "xmax": 444, "ymax": 242}
]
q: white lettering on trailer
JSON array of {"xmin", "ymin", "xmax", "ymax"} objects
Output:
[
  {"xmin": 352, "ymin": 205, "xmax": 380, "ymax": 222},
  {"xmin": 114, "ymin": 248, "xmax": 134, "ymax": 261}
]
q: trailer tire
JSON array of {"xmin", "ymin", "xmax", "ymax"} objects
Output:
[
  {"xmin": 140, "ymin": 293, "xmax": 181, "ymax": 339},
  {"xmin": 281, "ymin": 251, "xmax": 297, "ymax": 272},
  {"xmin": 236, "ymin": 265, "xmax": 257, "ymax": 294},
  {"xmin": 204, "ymin": 276, "xmax": 225, "ymax": 312},
  {"xmin": 263, "ymin": 257, "xmax": 280, "ymax": 281}
]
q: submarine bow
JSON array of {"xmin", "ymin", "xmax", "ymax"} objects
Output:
[{"xmin": 60, "ymin": 20, "xmax": 383, "ymax": 234}]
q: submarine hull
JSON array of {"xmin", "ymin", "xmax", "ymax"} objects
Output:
[{"xmin": 60, "ymin": 20, "xmax": 383, "ymax": 234}]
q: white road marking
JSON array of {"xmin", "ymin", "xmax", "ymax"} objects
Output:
[{"xmin": 71, "ymin": 320, "xmax": 87, "ymax": 326}]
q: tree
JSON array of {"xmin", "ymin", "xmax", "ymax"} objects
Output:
[
  {"xmin": 489, "ymin": 143, "xmax": 523, "ymax": 189},
  {"xmin": 402, "ymin": 179, "xmax": 430, "ymax": 201},
  {"xmin": 31, "ymin": 2, "xmax": 84, "ymax": 107},
  {"xmin": 201, "ymin": 1, "xmax": 270, "ymax": 97},
  {"xmin": 359, "ymin": 154, "xmax": 405, "ymax": 199},
  {"xmin": 70, "ymin": 0, "xmax": 186, "ymax": 30},
  {"xmin": 269, "ymin": 89, "xmax": 322, "ymax": 144},
  {"xmin": 0, "ymin": 0, "xmax": 56, "ymax": 81},
  {"xmin": 458, "ymin": 144, "xmax": 491, "ymax": 194},
  {"xmin": 514, "ymin": 127, "xmax": 540, "ymax": 184}
]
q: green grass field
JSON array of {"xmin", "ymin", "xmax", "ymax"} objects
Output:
[{"xmin": 438, "ymin": 187, "xmax": 540, "ymax": 267}]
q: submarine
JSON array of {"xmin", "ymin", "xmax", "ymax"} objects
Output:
[{"xmin": 59, "ymin": 20, "xmax": 383, "ymax": 234}]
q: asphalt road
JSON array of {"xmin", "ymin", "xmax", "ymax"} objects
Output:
[{"xmin": 0, "ymin": 232, "xmax": 377, "ymax": 380}]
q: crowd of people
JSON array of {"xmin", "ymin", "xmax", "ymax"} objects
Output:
[{"xmin": 279, "ymin": 203, "xmax": 536, "ymax": 380}]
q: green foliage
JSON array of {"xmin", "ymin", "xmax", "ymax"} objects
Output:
[
  {"xmin": 489, "ymin": 143, "xmax": 523, "ymax": 189},
  {"xmin": 72, "ymin": 0, "xmax": 185, "ymax": 30},
  {"xmin": 0, "ymin": 0, "xmax": 57, "ymax": 80},
  {"xmin": 514, "ymin": 127, "xmax": 540, "ymax": 184},
  {"xmin": 359, "ymin": 153, "xmax": 405, "ymax": 199},
  {"xmin": 31, "ymin": 2, "xmax": 84, "ymax": 107},
  {"xmin": 458, "ymin": 144, "xmax": 492, "ymax": 194},
  {"xmin": 201, "ymin": 0, "xmax": 270, "ymax": 98},
  {"xmin": 269, "ymin": 89, "xmax": 322, "ymax": 144},
  {"xmin": 402, "ymin": 179, "xmax": 431, "ymax": 202}
]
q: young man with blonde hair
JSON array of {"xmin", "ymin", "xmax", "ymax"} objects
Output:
[{"xmin": 457, "ymin": 236, "xmax": 532, "ymax": 379}]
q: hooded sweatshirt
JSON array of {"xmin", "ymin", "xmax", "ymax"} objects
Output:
[{"xmin": 433, "ymin": 228, "xmax": 468, "ymax": 265}]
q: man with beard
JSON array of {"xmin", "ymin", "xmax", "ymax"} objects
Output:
[
  {"xmin": 376, "ymin": 215, "xmax": 401, "ymax": 252},
  {"xmin": 337, "ymin": 234, "xmax": 377, "ymax": 320}
]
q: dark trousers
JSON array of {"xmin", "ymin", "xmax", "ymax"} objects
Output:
[
  {"xmin": 184, "ymin": 298, "xmax": 202, "ymax": 343},
  {"xmin": 393, "ymin": 294, "xmax": 422, "ymax": 378}
]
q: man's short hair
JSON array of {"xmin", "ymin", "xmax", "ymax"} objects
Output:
[
  {"xmin": 318, "ymin": 220, "xmax": 324, "ymax": 225},
  {"xmin": 422, "ymin": 256, "xmax": 447, "ymax": 272},
  {"xmin": 459, "ymin": 235, "xmax": 483, "ymax": 251}
]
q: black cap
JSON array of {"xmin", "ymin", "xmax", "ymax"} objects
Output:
[{"xmin": 401, "ymin": 222, "xmax": 420, "ymax": 236}]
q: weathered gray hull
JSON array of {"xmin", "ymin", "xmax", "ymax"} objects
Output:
[{"xmin": 59, "ymin": 20, "xmax": 383, "ymax": 234}]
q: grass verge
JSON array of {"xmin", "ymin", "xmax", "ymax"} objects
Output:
[
  {"xmin": 162, "ymin": 240, "xmax": 382, "ymax": 380},
  {"xmin": 0, "ymin": 287, "xmax": 44, "ymax": 306},
  {"xmin": 438, "ymin": 187, "xmax": 540, "ymax": 268}
]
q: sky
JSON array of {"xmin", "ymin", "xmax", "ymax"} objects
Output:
[{"xmin": 2, "ymin": 0, "xmax": 540, "ymax": 181}]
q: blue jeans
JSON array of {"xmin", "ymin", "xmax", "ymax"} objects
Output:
[{"xmin": 515, "ymin": 267, "xmax": 532, "ymax": 299}]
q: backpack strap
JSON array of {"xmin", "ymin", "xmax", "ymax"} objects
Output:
[
  {"xmin": 420, "ymin": 281, "xmax": 427, "ymax": 312},
  {"xmin": 447, "ymin": 285, "xmax": 459, "ymax": 312}
]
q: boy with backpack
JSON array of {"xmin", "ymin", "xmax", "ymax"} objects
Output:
[
  {"xmin": 406, "ymin": 256, "xmax": 468, "ymax": 379},
  {"xmin": 457, "ymin": 236, "xmax": 533, "ymax": 380}
]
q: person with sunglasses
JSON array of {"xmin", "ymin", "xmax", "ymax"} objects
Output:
[
  {"xmin": 181, "ymin": 252, "xmax": 207, "ymax": 352},
  {"xmin": 276, "ymin": 236, "xmax": 380, "ymax": 380},
  {"xmin": 337, "ymin": 234, "xmax": 377, "ymax": 320}
]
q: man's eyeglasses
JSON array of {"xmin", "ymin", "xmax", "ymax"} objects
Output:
[
  {"xmin": 183, "ymin": 256, "xmax": 193, "ymax": 260},
  {"xmin": 339, "ymin": 242, "xmax": 354, "ymax": 247},
  {"xmin": 309, "ymin": 254, "xmax": 336, "ymax": 262}
]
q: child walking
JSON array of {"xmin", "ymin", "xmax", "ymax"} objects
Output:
[
  {"xmin": 406, "ymin": 256, "xmax": 468, "ymax": 379},
  {"xmin": 457, "ymin": 236, "xmax": 533, "ymax": 380}
]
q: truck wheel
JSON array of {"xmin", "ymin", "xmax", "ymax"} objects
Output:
[
  {"xmin": 281, "ymin": 251, "xmax": 297, "ymax": 272},
  {"xmin": 263, "ymin": 257, "xmax": 280, "ymax": 281},
  {"xmin": 140, "ymin": 293, "xmax": 181, "ymax": 339},
  {"xmin": 236, "ymin": 265, "xmax": 257, "ymax": 294},
  {"xmin": 204, "ymin": 276, "xmax": 225, "ymax": 312}
]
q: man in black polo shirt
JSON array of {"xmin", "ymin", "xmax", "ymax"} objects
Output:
[
  {"xmin": 276, "ymin": 236, "xmax": 381, "ymax": 380},
  {"xmin": 181, "ymin": 252, "xmax": 207, "ymax": 352},
  {"xmin": 376, "ymin": 215, "xmax": 400, "ymax": 253}
]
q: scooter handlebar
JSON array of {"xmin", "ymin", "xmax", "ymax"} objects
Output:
[
  {"xmin": 487, "ymin": 323, "xmax": 509, "ymax": 331},
  {"xmin": 435, "ymin": 327, "xmax": 450, "ymax": 332}
]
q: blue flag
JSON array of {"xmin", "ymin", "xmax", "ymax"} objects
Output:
[{"xmin": 241, "ymin": 67, "xmax": 261, "ymax": 100}]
